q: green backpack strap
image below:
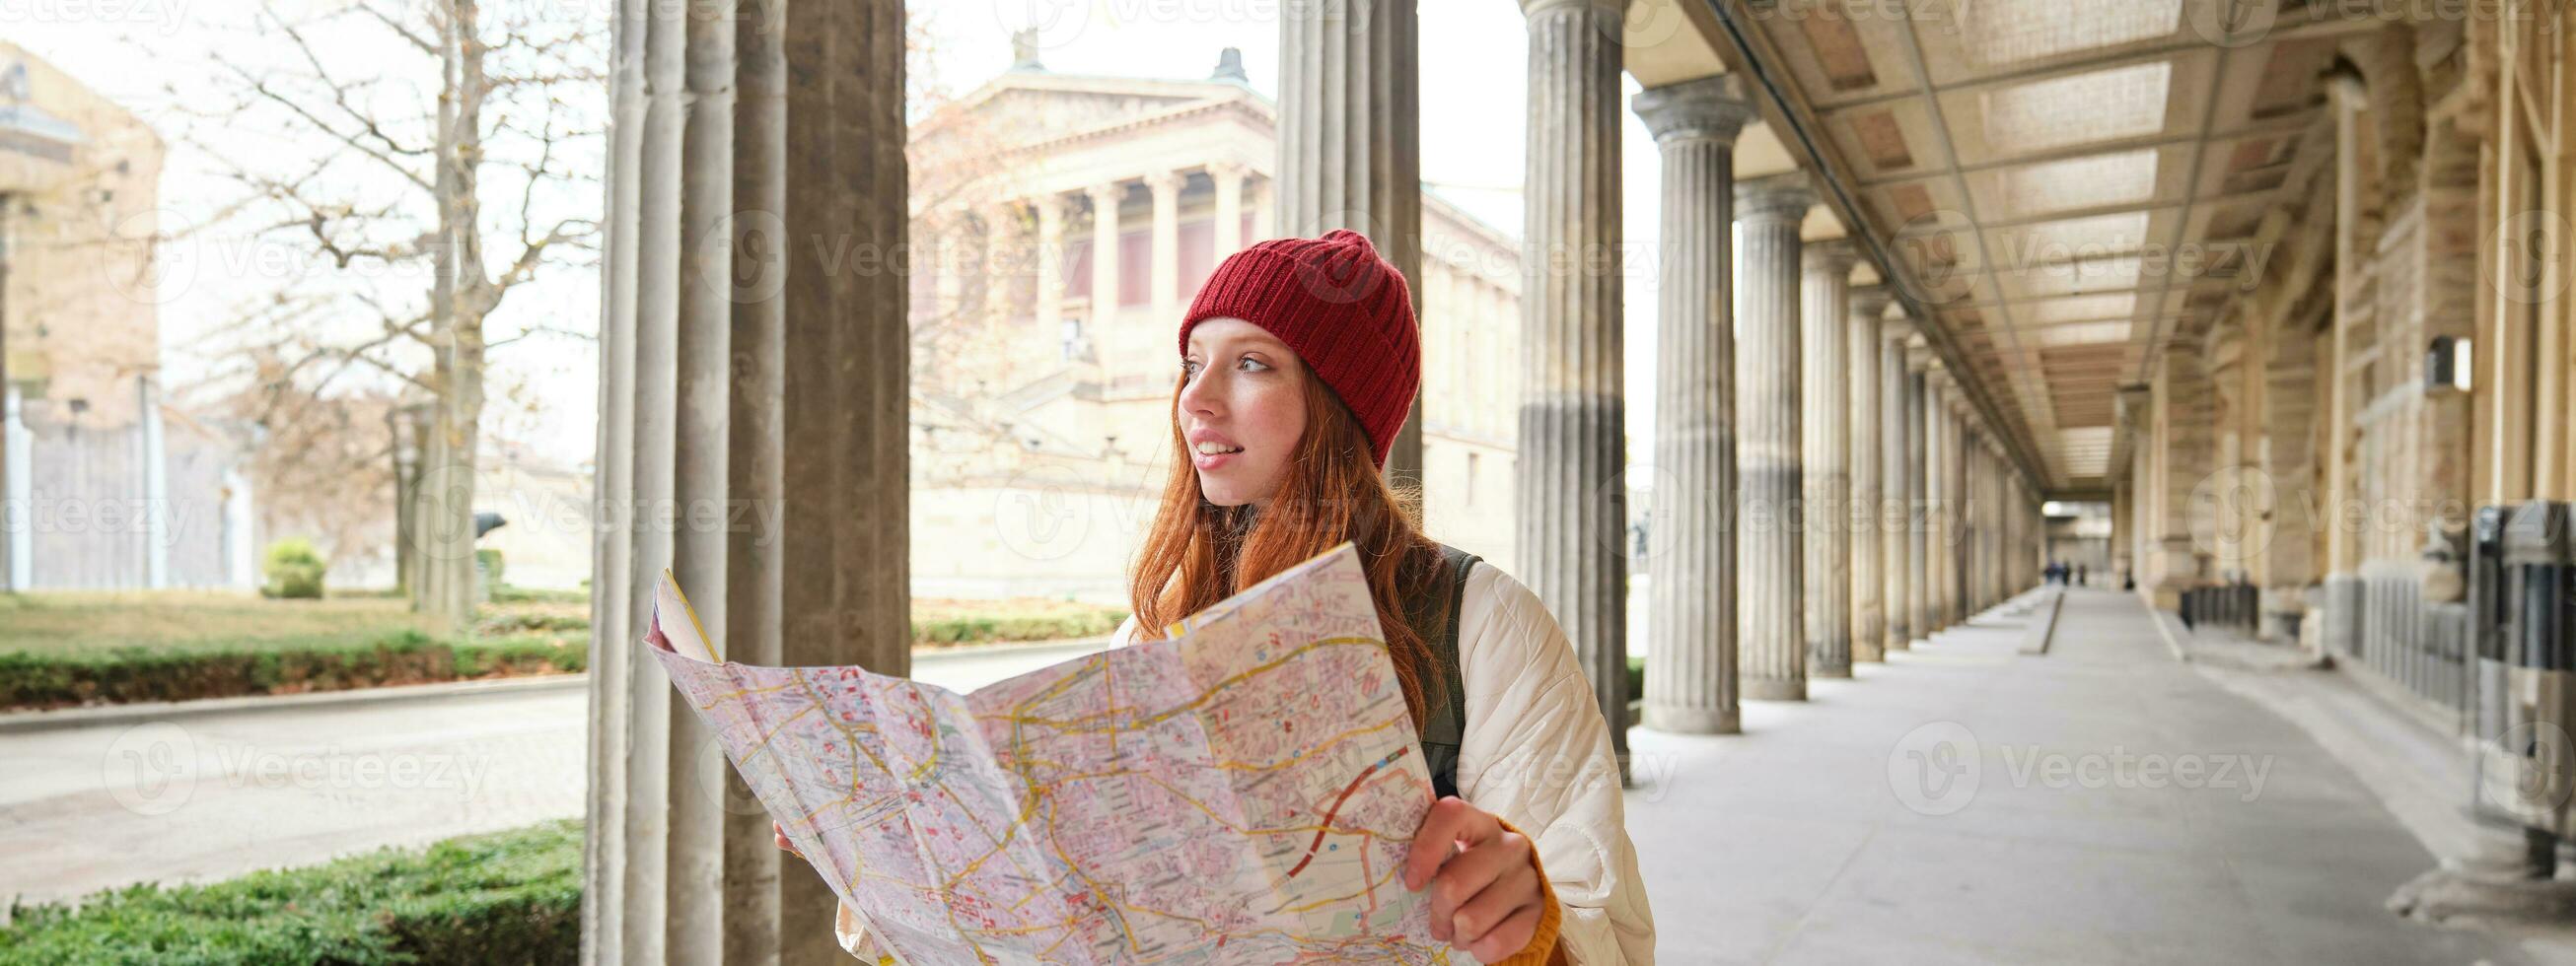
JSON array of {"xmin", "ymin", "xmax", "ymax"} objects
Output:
[{"xmin": 1412, "ymin": 543, "xmax": 1479, "ymax": 800}]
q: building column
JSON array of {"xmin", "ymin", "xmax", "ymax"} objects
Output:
[
  {"xmin": 1905, "ymin": 353, "xmax": 1931, "ymax": 643},
  {"xmin": 1146, "ymin": 170, "xmax": 1182, "ymax": 323},
  {"xmin": 1801, "ymin": 240, "xmax": 1857, "ymax": 678},
  {"xmin": 1516, "ymin": 0, "xmax": 1632, "ymax": 772},
  {"xmin": 1880, "ymin": 313, "xmax": 1912, "ymax": 653},
  {"xmin": 1923, "ymin": 368, "xmax": 1952, "ymax": 632},
  {"xmin": 1734, "ymin": 174, "xmax": 1813, "ymax": 700},
  {"xmin": 1280, "ymin": 0, "xmax": 1424, "ymax": 486},
  {"xmin": 1633, "ymin": 75, "xmax": 1755, "ymax": 734},
  {"xmin": 1034, "ymin": 192, "xmax": 1065, "ymax": 335},
  {"xmin": 1847, "ymin": 287, "xmax": 1890, "ymax": 663},
  {"xmin": 1086, "ymin": 180, "xmax": 1124, "ymax": 381},
  {"xmin": 587, "ymin": 0, "xmax": 912, "ymax": 961},
  {"xmin": 1210, "ymin": 161, "xmax": 1247, "ymax": 256}
]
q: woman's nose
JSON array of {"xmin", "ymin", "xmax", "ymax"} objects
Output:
[{"xmin": 1179, "ymin": 368, "xmax": 1220, "ymax": 415}]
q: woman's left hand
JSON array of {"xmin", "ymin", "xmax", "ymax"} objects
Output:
[{"xmin": 1402, "ymin": 795, "xmax": 1546, "ymax": 961}]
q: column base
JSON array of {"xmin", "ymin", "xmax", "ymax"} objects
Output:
[
  {"xmin": 1885, "ymin": 626, "xmax": 1910, "ymax": 653},
  {"xmin": 1743, "ymin": 677, "xmax": 1808, "ymax": 701},
  {"xmin": 1643, "ymin": 704, "xmax": 1740, "ymax": 735}
]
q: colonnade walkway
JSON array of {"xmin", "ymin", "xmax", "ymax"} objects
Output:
[{"xmin": 1623, "ymin": 587, "xmax": 2549, "ymax": 965}]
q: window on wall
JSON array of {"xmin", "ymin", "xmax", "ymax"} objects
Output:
[
  {"xmin": 1118, "ymin": 230, "xmax": 1150, "ymax": 306},
  {"xmin": 1180, "ymin": 220, "xmax": 1216, "ymax": 299},
  {"xmin": 1065, "ymin": 239, "xmax": 1094, "ymax": 301}
]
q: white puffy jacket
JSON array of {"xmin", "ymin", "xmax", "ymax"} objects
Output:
[{"xmin": 835, "ymin": 562, "xmax": 1657, "ymax": 964}]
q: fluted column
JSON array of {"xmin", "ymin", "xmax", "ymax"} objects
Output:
[
  {"xmin": 588, "ymin": 0, "xmax": 911, "ymax": 960},
  {"xmin": 1880, "ymin": 314, "xmax": 1912, "ymax": 653},
  {"xmin": 1633, "ymin": 75, "xmax": 1755, "ymax": 734},
  {"xmin": 1926, "ymin": 378, "xmax": 1954, "ymax": 629},
  {"xmin": 1846, "ymin": 287, "xmax": 1890, "ymax": 663},
  {"xmin": 1516, "ymin": 0, "xmax": 1632, "ymax": 773},
  {"xmin": 1801, "ymin": 240, "xmax": 1857, "ymax": 679},
  {"xmin": 1146, "ymin": 170, "xmax": 1181, "ymax": 322},
  {"xmin": 1906, "ymin": 354, "xmax": 1931, "ymax": 642},
  {"xmin": 1281, "ymin": 0, "xmax": 1424, "ymax": 486},
  {"xmin": 1086, "ymin": 181, "xmax": 1123, "ymax": 381},
  {"xmin": 1734, "ymin": 174, "xmax": 1813, "ymax": 701},
  {"xmin": 1034, "ymin": 193, "xmax": 1065, "ymax": 333},
  {"xmin": 1210, "ymin": 161, "xmax": 1247, "ymax": 256}
]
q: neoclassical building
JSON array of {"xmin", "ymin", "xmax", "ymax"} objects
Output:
[{"xmin": 905, "ymin": 45, "xmax": 1528, "ymax": 599}]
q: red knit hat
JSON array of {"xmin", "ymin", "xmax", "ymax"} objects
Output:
[{"xmin": 1179, "ymin": 230, "xmax": 1419, "ymax": 467}]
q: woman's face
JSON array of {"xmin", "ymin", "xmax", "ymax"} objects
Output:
[{"xmin": 1178, "ymin": 318, "xmax": 1308, "ymax": 508}]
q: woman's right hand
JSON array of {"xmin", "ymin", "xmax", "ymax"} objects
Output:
[{"xmin": 772, "ymin": 821, "xmax": 802, "ymax": 859}]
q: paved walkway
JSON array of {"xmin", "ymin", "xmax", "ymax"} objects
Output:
[{"xmin": 1624, "ymin": 587, "xmax": 2554, "ymax": 965}]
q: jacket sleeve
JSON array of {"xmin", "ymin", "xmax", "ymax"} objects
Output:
[{"xmin": 1454, "ymin": 564, "xmax": 1657, "ymax": 966}]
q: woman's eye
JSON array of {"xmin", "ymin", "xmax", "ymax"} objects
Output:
[{"xmin": 1237, "ymin": 356, "xmax": 1270, "ymax": 373}]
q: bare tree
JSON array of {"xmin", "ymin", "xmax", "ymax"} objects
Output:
[{"xmin": 178, "ymin": 0, "xmax": 603, "ymax": 629}]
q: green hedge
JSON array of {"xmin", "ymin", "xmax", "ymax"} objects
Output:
[
  {"xmin": 911, "ymin": 610, "xmax": 1127, "ymax": 647},
  {"xmin": 0, "ymin": 820, "xmax": 582, "ymax": 965},
  {"xmin": 0, "ymin": 634, "xmax": 585, "ymax": 712}
]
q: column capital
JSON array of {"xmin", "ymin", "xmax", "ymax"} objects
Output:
[
  {"xmin": 1630, "ymin": 74, "xmax": 1757, "ymax": 147},
  {"xmin": 1520, "ymin": 0, "xmax": 1621, "ymax": 18},
  {"xmin": 1735, "ymin": 173, "xmax": 1815, "ymax": 225},
  {"xmin": 1801, "ymin": 238, "xmax": 1860, "ymax": 275},
  {"xmin": 1085, "ymin": 181, "xmax": 1125, "ymax": 206},
  {"xmin": 1206, "ymin": 160, "xmax": 1249, "ymax": 183},
  {"xmin": 1849, "ymin": 284, "xmax": 1895, "ymax": 320},
  {"xmin": 1143, "ymin": 170, "xmax": 1183, "ymax": 195},
  {"xmin": 1029, "ymin": 191, "xmax": 1066, "ymax": 219}
]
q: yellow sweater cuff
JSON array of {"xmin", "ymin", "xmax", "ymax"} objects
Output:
[{"xmin": 1481, "ymin": 816, "xmax": 1567, "ymax": 966}]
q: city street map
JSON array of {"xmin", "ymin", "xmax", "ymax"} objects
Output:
[{"xmin": 644, "ymin": 542, "xmax": 1459, "ymax": 964}]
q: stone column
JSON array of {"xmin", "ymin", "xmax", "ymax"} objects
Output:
[
  {"xmin": 1210, "ymin": 161, "xmax": 1247, "ymax": 256},
  {"xmin": 1516, "ymin": 0, "xmax": 1632, "ymax": 771},
  {"xmin": 1034, "ymin": 193, "xmax": 1065, "ymax": 334},
  {"xmin": 1923, "ymin": 367, "xmax": 1951, "ymax": 633},
  {"xmin": 1632, "ymin": 75, "xmax": 1755, "ymax": 734},
  {"xmin": 1735, "ymin": 174, "xmax": 1813, "ymax": 700},
  {"xmin": 588, "ymin": 0, "xmax": 912, "ymax": 961},
  {"xmin": 1087, "ymin": 181, "xmax": 1124, "ymax": 381},
  {"xmin": 1847, "ymin": 288, "xmax": 1889, "ymax": 663},
  {"xmin": 1146, "ymin": 170, "xmax": 1182, "ymax": 322},
  {"xmin": 1280, "ymin": 0, "xmax": 1425, "ymax": 486},
  {"xmin": 1801, "ymin": 240, "xmax": 1857, "ymax": 678},
  {"xmin": 1880, "ymin": 313, "xmax": 1911, "ymax": 653},
  {"xmin": 1906, "ymin": 357, "xmax": 1931, "ymax": 643}
]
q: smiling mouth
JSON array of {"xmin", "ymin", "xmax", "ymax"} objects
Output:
[{"xmin": 1193, "ymin": 443, "xmax": 1245, "ymax": 455}]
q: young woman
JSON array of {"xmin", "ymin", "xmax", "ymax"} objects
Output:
[{"xmin": 795, "ymin": 230, "xmax": 1654, "ymax": 964}]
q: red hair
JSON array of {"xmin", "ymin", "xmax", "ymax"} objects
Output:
[{"xmin": 1126, "ymin": 373, "xmax": 1451, "ymax": 728}]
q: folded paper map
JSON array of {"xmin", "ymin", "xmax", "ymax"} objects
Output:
[{"xmin": 643, "ymin": 542, "xmax": 1460, "ymax": 964}]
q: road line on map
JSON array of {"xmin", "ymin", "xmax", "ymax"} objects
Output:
[{"xmin": 1287, "ymin": 745, "xmax": 1409, "ymax": 878}]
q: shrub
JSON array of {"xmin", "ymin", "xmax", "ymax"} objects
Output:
[
  {"xmin": 910, "ymin": 608, "xmax": 1126, "ymax": 647},
  {"xmin": 0, "ymin": 820, "xmax": 583, "ymax": 965},
  {"xmin": 260, "ymin": 539, "xmax": 328, "ymax": 599},
  {"xmin": 475, "ymin": 548, "xmax": 507, "ymax": 588},
  {"xmin": 0, "ymin": 634, "xmax": 586, "ymax": 711}
]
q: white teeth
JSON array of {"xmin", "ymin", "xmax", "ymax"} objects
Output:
[{"xmin": 1195, "ymin": 442, "xmax": 1244, "ymax": 455}]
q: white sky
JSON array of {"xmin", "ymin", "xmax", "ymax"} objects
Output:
[{"xmin": 9, "ymin": 0, "xmax": 1672, "ymax": 462}]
